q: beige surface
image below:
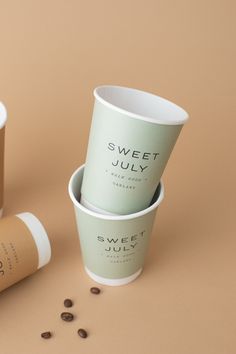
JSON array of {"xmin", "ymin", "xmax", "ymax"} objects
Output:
[{"xmin": 0, "ymin": 1, "xmax": 235, "ymax": 353}]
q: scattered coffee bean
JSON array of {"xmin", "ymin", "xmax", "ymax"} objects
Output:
[
  {"xmin": 78, "ymin": 328, "xmax": 88, "ymax": 338},
  {"xmin": 61, "ymin": 312, "xmax": 74, "ymax": 322},
  {"xmin": 41, "ymin": 331, "xmax": 52, "ymax": 339},
  {"xmin": 90, "ymin": 287, "xmax": 101, "ymax": 294},
  {"xmin": 64, "ymin": 298, "xmax": 73, "ymax": 308}
]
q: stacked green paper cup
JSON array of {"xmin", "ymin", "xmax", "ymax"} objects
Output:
[{"xmin": 69, "ymin": 86, "xmax": 189, "ymax": 286}]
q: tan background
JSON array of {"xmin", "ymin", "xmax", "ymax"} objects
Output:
[{"xmin": 0, "ymin": 1, "xmax": 235, "ymax": 353}]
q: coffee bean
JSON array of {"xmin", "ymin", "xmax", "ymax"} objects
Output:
[
  {"xmin": 41, "ymin": 331, "xmax": 52, "ymax": 339},
  {"xmin": 78, "ymin": 328, "xmax": 88, "ymax": 338},
  {"xmin": 90, "ymin": 287, "xmax": 101, "ymax": 294},
  {"xmin": 61, "ymin": 312, "xmax": 74, "ymax": 322},
  {"xmin": 64, "ymin": 298, "xmax": 73, "ymax": 308}
]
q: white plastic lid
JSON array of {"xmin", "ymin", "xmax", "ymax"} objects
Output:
[
  {"xmin": 0, "ymin": 102, "xmax": 7, "ymax": 129},
  {"xmin": 16, "ymin": 212, "xmax": 51, "ymax": 269}
]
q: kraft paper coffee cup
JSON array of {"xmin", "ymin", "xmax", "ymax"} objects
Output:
[
  {"xmin": 0, "ymin": 212, "xmax": 51, "ymax": 292},
  {"xmin": 0, "ymin": 102, "xmax": 7, "ymax": 217},
  {"xmin": 81, "ymin": 85, "xmax": 188, "ymax": 215},
  {"xmin": 68, "ymin": 164, "xmax": 164, "ymax": 286}
]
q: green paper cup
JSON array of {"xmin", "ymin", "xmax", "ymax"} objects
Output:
[
  {"xmin": 0, "ymin": 102, "xmax": 7, "ymax": 217},
  {"xmin": 68, "ymin": 164, "xmax": 164, "ymax": 286},
  {"xmin": 81, "ymin": 85, "xmax": 188, "ymax": 215}
]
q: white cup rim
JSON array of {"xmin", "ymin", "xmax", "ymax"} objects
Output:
[
  {"xmin": 0, "ymin": 102, "xmax": 7, "ymax": 129},
  {"xmin": 68, "ymin": 164, "xmax": 164, "ymax": 221},
  {"xmin": 94, "ymin": 85, "xmax": 189, "ymax": 126}
]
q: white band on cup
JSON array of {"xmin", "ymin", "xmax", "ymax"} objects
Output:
[
  {"xmin": 16, "ymin": 212, "xmax": 51, "ymax": 269},
  {"xmin": 85, "ymin": 267, "xmax": 142, "ymax": 286},
  {"xmin": 0, "ymin": 102, "xmax": 7, "ymax": 129}
]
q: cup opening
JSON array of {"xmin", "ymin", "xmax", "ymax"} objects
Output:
[
  {"xmin": 68, "ymin": 165, "xmax": 164, "ymax": 221},
  {"xmin": 94, "ymin": 85, "xmax": 189, "ymax": 125}
]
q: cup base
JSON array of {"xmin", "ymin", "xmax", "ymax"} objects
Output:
[
  {"xmin": 85, "ymin": 266, "xmax": 142, "ymax": 286},
  {"xmin": 80, "ymin": 195, "xmax": 117, "ymax": 215}
]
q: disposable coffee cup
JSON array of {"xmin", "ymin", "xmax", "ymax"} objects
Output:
[
  {"xmin": 0, "ymin": 102, "xmax": 7, "ymax": 217},
  {"xmin": 81, "ymin": 85, "xmax": 188, "ymax": 215},
  {"xmin": 68, "ymin": 164, "xmax": 164, "ymax": 286},
  {"xmin": 0, "ymin": 212, "xmax": 51, "ymax": 292}
]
